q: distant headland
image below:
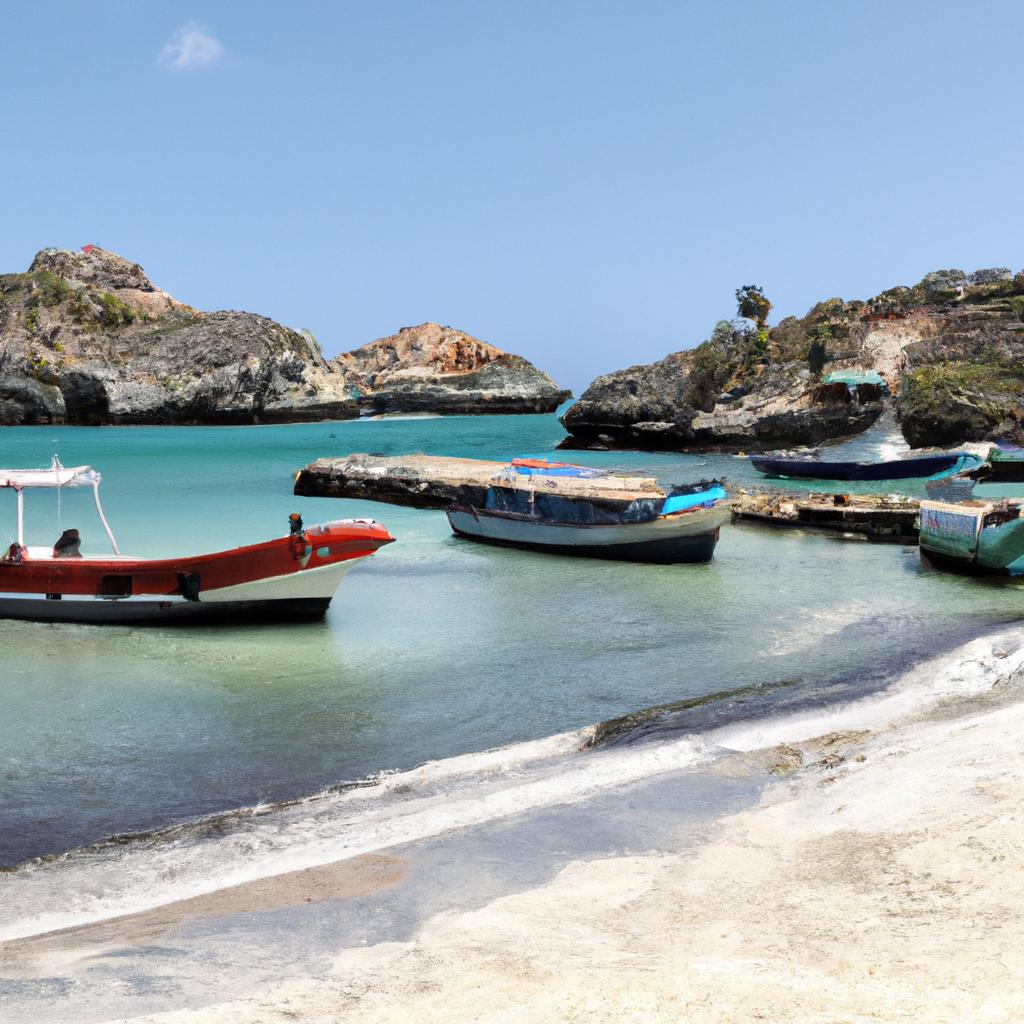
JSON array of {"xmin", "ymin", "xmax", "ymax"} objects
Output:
[
  {"xmin": 0, "ymin": 246, "xmax": 569, "ymax": 425},
  {"xmin": 561, "ymin": 271, "xmax": 1024, "ymax": 452},
  {"xmin": 4, "ymin": 247, "xmax": 1022, "ymax": 449}
]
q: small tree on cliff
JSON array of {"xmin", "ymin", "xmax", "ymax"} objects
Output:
[
  {"xmin": 687, "ymin": 320, "xmax": 743, "ymax": 410},
  {"xmin": 735, "ymin": 285, "xmax": 772, "ymax": 359}
]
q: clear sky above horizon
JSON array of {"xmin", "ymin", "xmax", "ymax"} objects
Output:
[{"xmin": 3, "ymin": 1, "xmax": 1022, "ymax": 393}]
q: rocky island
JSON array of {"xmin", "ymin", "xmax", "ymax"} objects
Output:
[
  {"xmin": 561, "ymin": 270, "xmax": 1024, "ymax": 451},
  {"xmin": 335, "ymin": 321, "xmax": 570, "ymax": 416},
  {"xmin": 0, "ymin": 246, "xmax": 567, "ymax": 425}
]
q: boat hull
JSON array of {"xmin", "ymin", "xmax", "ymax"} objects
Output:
[
  {"xmin": 447, "ymin": 504, "xmax": 730, "ymax": 564},
  {"xmin": 919, "ymin": 500, "xmax": 1024, "ymax": 575},
  {"xmin": 0, "ymin": 594, "xmax": 332, "ymax": 624},
  {"xmin": 0, "ymin": 520, "xmax": 393, "ymax": 624},
  {"xmin": 750, "ymin": 453, "xmax": 974, "ymax": 481},
  {"xmin": 972, "ymin": 453, "xmax": 1024, "ymax": 483}
]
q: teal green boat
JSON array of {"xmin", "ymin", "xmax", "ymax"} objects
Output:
[
  {"xmin": 980, "ymin": 447, "xmax": 1024, "ymax": 482},
  {"xmin": 919, "ymin": 499, "xmax": 1024, "ymax": 575}
]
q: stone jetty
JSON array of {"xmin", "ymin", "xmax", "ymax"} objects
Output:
[
  {"xmin": 294, "ymin": 453, "xmax": 663, "ymax": 509},
  {"xmin": 732, "ymin": 488, "xmax": 920, "ymax": 541}
]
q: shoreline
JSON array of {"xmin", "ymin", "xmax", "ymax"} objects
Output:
[
  {"xmin": 148, "ymin": 641, "xmax": 1024, "ymax": 1021},
  {"xmin": 4, "ymin": 631, "xmax": 1024, "ymax": 1021}
]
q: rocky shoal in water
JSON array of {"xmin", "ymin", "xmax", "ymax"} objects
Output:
[
  {"xmin": 0, "ymin": 247, "xmax": 569, "ymax": 425},
  {"xmin": 560, "ymin": 268, "xmax": 1024, "ymax": 453}
]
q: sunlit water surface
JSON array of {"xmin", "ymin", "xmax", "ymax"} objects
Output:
[{"xmin": 1, "ymin": 411, "xmax": 1021, "ymax": 864}]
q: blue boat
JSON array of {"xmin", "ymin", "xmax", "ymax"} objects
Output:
[{"xmin": 750, "ymin": 452, "xmax": 982, "ymax": 482}]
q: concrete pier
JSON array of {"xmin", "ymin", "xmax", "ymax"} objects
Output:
[{"xmin": 294, "ymin": 453, "xmax": 664, "ymax": 509}]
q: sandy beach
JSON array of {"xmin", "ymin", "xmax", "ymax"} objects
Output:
[{"xmin": 4, "ymin": 632, "xmax": 1022, "ymax": 1023}]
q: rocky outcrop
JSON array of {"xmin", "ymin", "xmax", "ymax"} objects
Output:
[
  {"xmin": 0, "ymin": 247, "xmax": 357, "ymax": 425},
  {"xmin": 562, "ymin": 356, "xmax": 880, "ymax": 451},
  {"xmin": 331, "ymin": 322, "xmax": 570, "ymax": 415},
  {"xmin": 897, "ymin": 303, "xmax": 1024, "ymax": 447},
  {"xmin": 0, "ymin": 248, "xmax": 568, "ymax": 425},
  {"xmin": 562, "ymin": 269, "xmax": 1024, "ymax": 451},
  {"xmin": 561, "ymin": 312, "xmax": 884, "ymax": 451}
]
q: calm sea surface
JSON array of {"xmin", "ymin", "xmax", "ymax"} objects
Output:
[{"xmin": 1, "ymin": 410, "xmax": 1021, "ymax": 865}]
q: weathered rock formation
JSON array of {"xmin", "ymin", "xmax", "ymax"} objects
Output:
[
  {"xmin": 562, "ymin": 269, "xmax": 1024, "ymax": 451},
  {"xmin": 561, "ymin": 309, "xmax": 885, "ymax": 451},
  {"xmin": 561, "ymin": 356, "xmax": 883, "ymax": 451},
  {"xmin": 0, "ymin": 247, "xmax": 568, "ymax": 425},
  {"xmin": 896, "ymin": 303, "xmax": 1024, "ymax": 447},
  {"xmin": 330, "ymin": 322, "xmax": 569, "ymax": 415},
  {"xmin": 0, "ymin": 247, "xmax": 357, "ymax": 424}
]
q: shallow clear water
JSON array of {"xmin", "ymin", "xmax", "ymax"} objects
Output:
[{"xmin": 1, "ymin": 412, "xmax": 1021, "ymax": 866}]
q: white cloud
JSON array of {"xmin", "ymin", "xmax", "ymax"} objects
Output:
[{"xmin": 159, "ymin": 21, "xmax": 223, "ymax": 70}]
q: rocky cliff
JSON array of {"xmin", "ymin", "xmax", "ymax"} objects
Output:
[
  {"xmin": 561, "ymin": 269, "xmax": 1024, "ymax": 451},
  {"xmin": 0, "ymin": 247, "xmax": 567, "ymax": 425},
  {"xmin": 331, "ymin": 322, "xmax": 570, "ymax": 415}
]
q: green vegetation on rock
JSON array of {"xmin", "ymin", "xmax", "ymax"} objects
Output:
[
  {"xmin": 564, "ymin": 263, "xmax": 1024, "ymax": 453},
  {"xmin": 96, "ymin": 291, "xmax": 135, "ymax": 329},
  {"xmin": 33, "ymin": 270, "xmax": 74, "ymax": 306},
  {"xmin": 899, "ymin": 362, "xmax": 1024, "ymax": 446}
]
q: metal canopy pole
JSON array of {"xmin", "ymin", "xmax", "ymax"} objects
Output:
[
  {"xmin": 92, "ymin": 481, "xmax": 121, "ymax": 555},
  {"xmin": 54, "ymin": 453, "xmax": 63, "ymax": 530},
  {"xmin": 16, "ymin": 487, "xmax": 24, "ymax": 547}
]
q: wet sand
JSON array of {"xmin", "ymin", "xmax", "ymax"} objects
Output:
[
  {"xmin": 0, "ymin": 854, "xmax": 405, "ymax": 982},
  {"xmin": 8, "ymin": 635, "xmax": 1024, "ymax": 1022}
]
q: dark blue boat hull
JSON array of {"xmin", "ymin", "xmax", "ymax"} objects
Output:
[
  {"xmin": 450, "ymin": 528, "xmax": 720, "ymax": 564},
  {"xmin": 750, "ymin": 453, "xmax": 965, "ymax": 481}
]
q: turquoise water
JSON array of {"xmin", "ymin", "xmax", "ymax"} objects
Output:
[{"xmin": 2, "ymin": 412, "xmax": 1022, "ymax": 867}]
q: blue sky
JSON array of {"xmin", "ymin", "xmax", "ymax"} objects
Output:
[{"xmin": 2, "ymin": 1, "xmax": 1021, "ymax": 392}]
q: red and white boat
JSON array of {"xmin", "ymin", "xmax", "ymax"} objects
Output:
[{"xmin": 0, "ymin": 459, "xmax": 395, "ymax": 624}]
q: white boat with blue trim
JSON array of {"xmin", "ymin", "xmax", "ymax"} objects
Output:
[{"xmin": 446, "ymin": 459, "xmax": 731, "ymax": 563}]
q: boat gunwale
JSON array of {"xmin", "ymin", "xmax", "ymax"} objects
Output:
[{"xmin": 448, "ymin": 500, "xmax": 732, "ymax": 531}]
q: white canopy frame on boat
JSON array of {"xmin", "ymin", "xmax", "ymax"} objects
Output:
[{"xmin": 0, "ymin": 456, "xmax": 120, "ymax": 554}]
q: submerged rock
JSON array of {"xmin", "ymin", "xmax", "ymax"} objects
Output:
[{"xmin": 0, "ymin": 247, "xmax": 568, "ymax": 425}]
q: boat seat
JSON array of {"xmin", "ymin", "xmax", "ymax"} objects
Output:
[{"xmin": 22, "ymin": 546, "xmax": 136, "ymax": 562}]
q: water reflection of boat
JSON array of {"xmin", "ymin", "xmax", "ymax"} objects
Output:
[
  {"xmin": 751, "ymin": 452, "xmax": 981, "ymax": 482},
  {"xmin": 919, "ymin": 498, "xmax": 1024, "ymax": 575},
  {"xmin": 0, "ymin": 459, "xmax": 394, "ymax": 623},
  {"xmin": 447, "ymin": 460, "xmax": 731, "ymax": 563}
]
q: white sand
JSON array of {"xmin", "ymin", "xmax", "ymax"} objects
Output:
[{"xmin": 125, "ymin": 651, "xmax": 1024, "ymax": 1023}]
